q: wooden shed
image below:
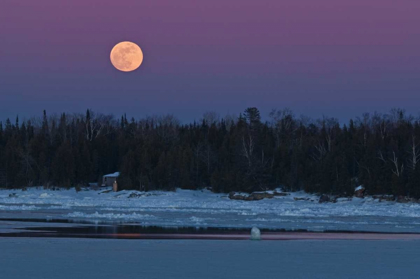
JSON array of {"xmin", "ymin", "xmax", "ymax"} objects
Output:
[{"xmin": 102, "ymin": 172, "xmax": 120, "ymax": 187}]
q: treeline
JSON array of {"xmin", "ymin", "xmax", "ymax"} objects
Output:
[{"xmin": 1, "ymin": 108, "xmax": 420, "ymax": 197}]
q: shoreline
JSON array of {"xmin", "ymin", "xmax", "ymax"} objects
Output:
[
  {"xmin": 3, "ymin": 225, "xmax": 420, "ymax": 240},
  {"xmin": 3, "ymin": 188, "xmax": 420, "ymax": 234}
]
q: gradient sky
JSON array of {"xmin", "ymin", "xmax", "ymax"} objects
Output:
[{"xmin": 1, "ymin": 0, "xmax": 419, "ymax": 122}]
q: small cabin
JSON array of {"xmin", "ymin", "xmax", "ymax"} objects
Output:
[{"xmin": 102, "ymin": 172, "xmax": 120, "ymax": 187}]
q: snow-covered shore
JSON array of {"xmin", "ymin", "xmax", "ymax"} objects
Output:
[{"xmin": 1, "ymin": 187, "xmax": 420, "ymax": 232}]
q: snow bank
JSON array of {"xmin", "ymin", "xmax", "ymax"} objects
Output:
[{"xmin": 1, "ymin": 188, "xmax": 420, "ymax": 232}]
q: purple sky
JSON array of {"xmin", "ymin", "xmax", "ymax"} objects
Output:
[{"xmin": 1, "ymin": 0, "xmax": 419, "ymax": 122}]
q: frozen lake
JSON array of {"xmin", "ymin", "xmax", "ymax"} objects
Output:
[
  {"xmin": 2, "ymin": 188, "xmax": 420, "ymax": 278},
  {"xmin": 2, "ymin": 188, "xmax": 420, "ymax": 233},
  {"xmin": 1, "ymin": 238, "xmax": 419, "ymax": 279}
]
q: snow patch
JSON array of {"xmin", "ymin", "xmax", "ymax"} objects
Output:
[
  {"xmin": 66, "ymin": 211, "xmax": 156, "ymax": 220},
  {"xmin": 355, "ymin": 185, "xmax": 364, "ymax": 191}
]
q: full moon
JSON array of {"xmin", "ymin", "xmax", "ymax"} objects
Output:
[{"xmin": 110, "ymin": 41, "xmax": 143, "ymax": 72}]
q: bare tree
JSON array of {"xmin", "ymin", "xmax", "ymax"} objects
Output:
[
  {"xmin": 201, "ymin": 111, "xmax": 219, "ymax": 125},
  {"xmin": 221, "ymin": 113, "xmax": 238, "ymax": 131},
  {"xmin": 317, "ymin": 116, "xmax": 338, "ymax": 152},
  {"xmin": 408, "ymin": 135, "xmax": 420, "ymax": 170},
  {"xmin": 377, "ymin": 150, "xmax": 386, "ymax": 162},
  {"xmin": 356, "ymin": 113, "xmax": 371, "ymax": 147},
  {"xmin": 371, "ymin": 112, "xmax": 390, "ymax": 140},
  {"xmin": 19, "ymin": 148, "xmax": 37, "ymax": 186},
  {"xmin": 355, "ymin": 158, "xmax": 371, "ymax": 178},
  {"xmin": 242, "ymin": 135, "xmax": 254, "ymax": 167},
  {"xmin": 269, "ymin": 108, "xmax": 297, "ymax": 148},
  {"xmin": 156, "ymin": 114, "xmax": 180, "ymax": 142},
  {"xmin": 85, "ymin": 110, "xmax": 114, "ymax": 141},
  {"xmin": 390, "ymin": 151, "xmax": 404, "ymax": 177},
  {"xmin": 311, "ymin": 142, "xmax": 327, "ymax": 162},
  {"xmin": 193, "ymin": 142, "xmax": 202, "ymax": 181}
]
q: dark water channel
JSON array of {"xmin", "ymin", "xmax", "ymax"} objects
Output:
[{"xmin": 2, "ymin": 217, "xmax": 420, "ymax": 240}]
